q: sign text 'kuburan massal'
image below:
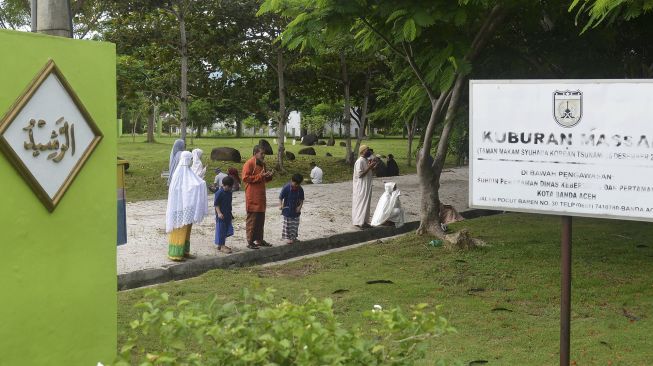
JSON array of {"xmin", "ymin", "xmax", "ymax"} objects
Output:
[{"xmin": 469, "ymin": 80, "xmax": 653, "ymax": 222}]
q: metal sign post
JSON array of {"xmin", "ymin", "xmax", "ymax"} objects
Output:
[{"xmin": 560, "ymin": 216, "xmax": 572, "ymax": 365}]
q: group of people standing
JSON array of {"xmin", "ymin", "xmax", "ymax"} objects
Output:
[
  {"xmin": 164, "ymin": 139, "xmax": 424, "ymax": 262},
  {"xmin": 165, "ymin": 140, "xmax": 306, "ymax": 261}
]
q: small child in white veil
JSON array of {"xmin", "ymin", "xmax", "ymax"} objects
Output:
[
  {"xmin": 371, "ymin": 182, "xmax": 405, "ymax": 228},
  {"xmin": 191, "ymin": 148, "xmax": 206, "ymax": 179}
]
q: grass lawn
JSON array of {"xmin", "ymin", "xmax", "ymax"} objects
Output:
[
  {"xmin": 118, "ymin": 136, "xmax": 431, "ymax": 201},
  {"xmin": 118, "ymin": 213, "xmax": 653, "ymax": 365}
]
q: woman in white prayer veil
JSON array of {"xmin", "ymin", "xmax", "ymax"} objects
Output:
[
  {"xmin": 191, "ymin": 148, "xmax": 206, "ymax": 179},
  {"xmin": 166, "ymin": 151, "xmax": 209, "ymax": 261},
  {"xmin": 371, "ymin": 182, "xmax": 405, "ymax": 228}
]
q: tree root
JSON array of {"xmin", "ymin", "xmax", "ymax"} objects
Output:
[{"xmin": 443, "ymin": 229, "xmax": 486, "ymax": 250}]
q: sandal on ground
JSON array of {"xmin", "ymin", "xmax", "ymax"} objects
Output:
[
  {"xmin": 246, "ymin": 243, "xmax": 260, "ymax": 250},
  {"xmin": 218, "ymin": 246, "xmax": 233, "ymax": 254},
  {"xmin": 168, "ymin": 256, "xmax": 185, "ymax": 262},
  {"xmin": 286, "ymin": 240, "xmax": 294, "ymax": 245},
  {"xmin": 258, "ymin": 240, "xmax": 273, "ymax": 247}
]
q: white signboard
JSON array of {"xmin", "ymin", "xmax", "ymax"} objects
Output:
[
  {"xmin": 469, "ymin": 80, "xmax": 653, "ymax": 222},
  {"xmin": 0, "ymin": 60, "xmax": 102, "ymax": 211}
]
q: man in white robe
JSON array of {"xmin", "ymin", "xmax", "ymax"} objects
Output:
[
  {"xmin": 371, "ymin": 182, "xmax": 405, "ymax": 228},
  {"xmin": 352, "ymin": 145, "xmax": 377, "ymax": 227}
]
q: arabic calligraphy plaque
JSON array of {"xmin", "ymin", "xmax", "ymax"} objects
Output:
[{"xmin": 0, "ymin": 60, "xmax": 103, "ymax": 211}]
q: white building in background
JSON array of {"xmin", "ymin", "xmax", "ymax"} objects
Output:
[
  {"xmin": 286, "ymin": 111, "xmax": 301, "ymax": 137},
  {"xmin": 323, "ymin": 107, "xmax": 377, "ymax": 137},
  {"xmin": 267, "ymin": 111, "xmax": 302, "ymax": 137}
]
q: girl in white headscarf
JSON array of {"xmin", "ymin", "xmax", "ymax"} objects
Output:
[
  {"xmin": 167, "ymin": 139, "xmax": 185, "ymax": 186},
  {"xmin": 191, "ymin": 148, "xmax": 206, "ymax": 179},
  {"xmin": 166, "ymin": 151, "xmax": 209, "ymax": 261},
  {"xmin": 371, "ymin": 182, "xmax": 405, "ymax": 228}
]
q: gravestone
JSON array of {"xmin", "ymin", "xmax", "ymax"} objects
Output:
[
  {"xmin": 0, "ymin": 31, "xmax": 116, "ymax": 365},
  {"xmin": 298, "ymin": 147, "xmax": 316, "ymax": 155},
  {"xmin": 339, "ymin": 141, "xmax": 346, "ymax": 147},
  {"xmin": 211, "ymin": 147, "xmax": 241, "ymax": 162},
  {"xmin": 301, "ymin": 133, "xmax": 317, "ymax": 146},
  {"xmin": 285, "ymin": 151, "xmax": 295, "ymax": 160},
  {"xmin": 318, "ymin": 140, "xmax": 327, "ymax": 145}
]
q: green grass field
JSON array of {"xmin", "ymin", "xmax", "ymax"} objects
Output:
[
  {"xmin": 118, "ymin": 136, "xmax": 426, "ymax": 201},
  {"xmin": 118, "ymin": 213, "xmax": 653, "ymax": 365}
]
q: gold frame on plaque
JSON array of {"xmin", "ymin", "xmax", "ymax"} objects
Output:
[{"xmin": 0, "ymin": 59, "xmax": 103, "ymax": 212}]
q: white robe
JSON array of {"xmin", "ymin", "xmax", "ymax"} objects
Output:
[
  {"xmin": 166, "ymin": 151, "xmax": 208, "ymax": 233},
  {"xmin": 371, "ymin": 182, "xmax": 405, "ymax": 228},
  {"xmin": 352, "ymin": 156, "xmax": 373, "ymax": 225}
]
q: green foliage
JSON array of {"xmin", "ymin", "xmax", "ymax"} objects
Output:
[
  {"xmin": 242, "ymin": 115, "xmax": 263, "ymax": 130},
  {"xmin": 188, "ymin": 98, "xmax": 214, "ymax": 131},
  {"xmin": 301, "ymin": 114, "xmax": 327, "ymax": 134},
  {"xmin": 570, "ymin": 0, "xmax": 653, "ymax": 30},
  {"xmin": 115, "ymin": 288, "xmax": 452, "ymax": 366},
  {"xmin": 0, "ymin": 0, "xmax": 29, "ymax": 30}
]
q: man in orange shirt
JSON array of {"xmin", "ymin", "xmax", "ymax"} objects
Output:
[{"xmin": 242, "ymin": 145, "xmax": 274, "ymax": 249}]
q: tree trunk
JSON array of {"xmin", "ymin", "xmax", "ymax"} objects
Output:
[
  {"xmin": 131, "ymin": 115, "xmax": 138, "ymax": 143},
  {"xmin": 146, "ymin": 103, "xmax": 156, "ymax": 143},
  {"xmin": 236, "ymin": 119, "xmax": 242, "ymax": 137},
  {"xmin": 34, "ymin": 0, "xmax": 73, "ymax": 37},
  {"xmin": 276, "ymin": 48, "xmax": 287, "ymax": 172},
  {"xmin": 353, "ymin": 68, "xmax": 371, "ymax": 160},
  {"xmin": 340, "ymin": 52, "xmax": 354, "ymax": 164},
  {"xmin": 406, "ymin": 115, "xmax": 417, "ymax": 167},
  {"xmin": 178, "ymin": 11, "xmax": 189, "ymax": 142},
  {"xmin": 416, "ymin": 76, "xmax": 465, "ymax": 236}
]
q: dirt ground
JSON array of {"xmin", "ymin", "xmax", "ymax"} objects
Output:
[{"xmin": 117, "ymin": 167, "xmax": 469, "ymax": 274}]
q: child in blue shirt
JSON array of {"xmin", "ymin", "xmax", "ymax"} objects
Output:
[
  {"xmin": 214, "ymin": 176, "xmax": 235, "ymax": 253},
  {"xmin": 279, "ymin": 173, "xmax": 304, "ymax": 244}
]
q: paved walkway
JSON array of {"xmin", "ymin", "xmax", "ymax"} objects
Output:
[{"xmin": 117, "ymin": 167, "xmax": 469, "ymax": 275}]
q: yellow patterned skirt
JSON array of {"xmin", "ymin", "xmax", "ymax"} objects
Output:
[{"xmin": 168, "ymin": 224, "xmax": 192, "ymax": 261}]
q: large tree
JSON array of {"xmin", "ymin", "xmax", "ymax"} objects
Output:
[
  {"xmin": 260, "ymin": 0, "xmax": 383, "ymax": 164},
  {"xmin": 263, "ymin": 0, "xmax": 508, "ymax": 236}
]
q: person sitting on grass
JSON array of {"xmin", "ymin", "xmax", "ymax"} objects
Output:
[
  {"xmin": 279, "ymin": 173, "xmax": 305, "ymax": 244},
  {"xmin": 309, "ymin": 161, "xmax": 323, "ymax": 184},
  {"xmin": 214, "ymin": 176, "xmax": 235, "ymax": 254},
  {"xmin": 386, "ymin": 154, "xmax": 399, "ymax": 176}
]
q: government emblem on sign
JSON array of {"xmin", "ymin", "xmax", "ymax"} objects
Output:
[
  {"xmin": 553, "ymin": 90, "xmax": 582, "ymax": 128},
  {"xmin": 0, "ymin": 60, "xmax": 103, "ymax": 212}
]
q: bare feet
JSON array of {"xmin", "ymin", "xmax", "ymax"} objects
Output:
[{"xmin": 218, "ymin": 246, "xmax": 233, "ymax": 254}]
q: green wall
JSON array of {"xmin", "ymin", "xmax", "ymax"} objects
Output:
[{"xmin": 0, "ymin": 30, "xmax": 116, "ymax": 365}]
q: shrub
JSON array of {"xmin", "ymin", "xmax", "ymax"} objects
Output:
[{"xmin": 114, "ymin": 288, "xmax": 454, "ymax": 365}]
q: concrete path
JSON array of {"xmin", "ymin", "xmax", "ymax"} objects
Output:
[{"xmin": 117, "ymin": 167, "xmax": 469, "ymax": 275}]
